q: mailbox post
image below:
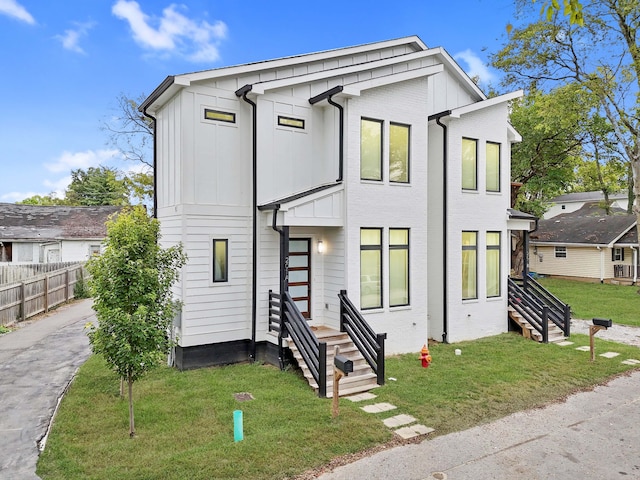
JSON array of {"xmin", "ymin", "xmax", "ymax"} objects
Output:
[
  {"xmin": 589, "ymin": 318, "xmax": 612, "ymax": 362},
  {"xmin": 332, "ymin": 346, "xmax": 353, "ymax": 417}
]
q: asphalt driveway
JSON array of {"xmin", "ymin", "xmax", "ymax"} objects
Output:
[{"xmin": 0, "ymin": 299, "xmax": 94, "ymax": 480}]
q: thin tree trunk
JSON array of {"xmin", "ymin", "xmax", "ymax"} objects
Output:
[
  {"xmin": 120, "ymin": 377, "xmax": 125, "ymax": 398},
  {"xmin": 128, "ymin": 374, "xmax": 135, "ymax": 438}
]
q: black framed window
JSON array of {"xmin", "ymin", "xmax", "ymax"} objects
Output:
[
  {"xmin": 361, "ymin": 118, "xmax": 383, "ymax": 181},
  {"xmin": 213, "ymin": 239, "xmax": 228, "ymax": 282},
  {"xmin": 462, "ymin": 231, "xmax": 477, "ymax": 300},
  {"xmin": 389, "ymin": 123, "xmax": 410, "ymax": 183},
  {"xmin": 278, "ymin": 115, "xmax": 305, "ymax": 129},
  {"xmin": 204, "ymin": 109, "xmax": 236, "ymax": 123},
  {"xmin": 462, "ymin": 137, "xmax": 478, "ymax": 190},
  {"xmin": 486, "ymin": 232, "xmax": 501, "ymax": 297},
  {"xmin": 389, "ymin": 228, "xmax": 409, "ymax": 306},
  {"xmin": 555, "ymin": 246, "xmax": 567, "ymax": 258},
  {"xmin": 360, "ymin": 228, "xmax": 382, "ymax": 309},
  {"xmin": 486, "ymin": 142, "xmax": 500, "ymax": 192}
]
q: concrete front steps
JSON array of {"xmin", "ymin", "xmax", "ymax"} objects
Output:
[
  {"xmin": 508, "ymin": 306, "xmax": 567, "ymax": 343},
  {"xmin": 287, "ymin": 327, "xmax": 380, "ymax": 398}
]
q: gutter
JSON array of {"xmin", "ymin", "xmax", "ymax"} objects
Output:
[
  {"xmin": 140, "ymin": 107, "xmax": 158, "ymax": 218},
  {"xmin": 428, "ymin": 110, "xmax": 451, "ymax": 344},
  {"xmin": 309, "ymin": 86, "xmax": 344, "ymax": 182},
  {"xmin": 235, "ymin": 84, "xmax": 258, "ymax": 362}
]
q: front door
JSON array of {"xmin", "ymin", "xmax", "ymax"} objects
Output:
[{"xmin": 289, "ymin": 238, "xmax": 311, "ymax": 319}]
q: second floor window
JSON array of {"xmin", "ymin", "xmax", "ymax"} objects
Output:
[
  {"xmin": 389, "ymin": 123, "xmax": 410, "ymax": 183},
  {"xmin": 462, "ymin": 138, "xmax": 477, "ymax": 190},
  {"xmin": 361, "ymin": 118, "xmax": 383, "ymax": 181},
  {"xmin": 486, "ymin": 142, "xmax": 500, "ymax": 192}
]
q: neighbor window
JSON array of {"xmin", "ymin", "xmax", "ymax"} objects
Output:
[
  {"xmin": 486, "ymin": 232, "xmax": 501, "ymax": 298},
  {"xmin": 213, "ymin": 239, "xmax": 228, "ymax": 282},
  {"xmin": 389, "ymin": 228, "xmax": 409, "ymax": 306},
  {"xmin": 462, "ymin": 231, "xmax": 477, "ymax": 300},
  {"xmin": 486, "ymin": 142, "xmax": 500, "ymax": 192},
  {"xmin": 360, "ymin": 228, "xmax": 382, "ymax": 309},
  {"xmin": 0, "ymin": 242, "xmax": 12, "ymax": 262},
  {"xmin": 361, "ymin": 118, "xmax": 383, "ymax": 181},
  {"xmin": 462, "ymin": 138, "xmax": 477, "ymax": 190},
  {"xmin": 204, "ymin": 109, "xmax": 236, "ymax": 123},
  {"xmin": 555, "ymin": 246, "xmax": 567, "ymax": 258},
  {"xmin": 612, "ymin": 247, "xmax": 624, "ymax": 262},
  {"xmin": 389, "ymin": 123, "xmax": 410, "ymax": 183}
]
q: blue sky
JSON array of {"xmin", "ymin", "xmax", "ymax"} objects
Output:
[{"xmin": 0, "ymin": 0, "xmax": 519, "ymax": 203}]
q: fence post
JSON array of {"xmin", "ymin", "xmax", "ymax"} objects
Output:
[
  {"xmin": 542, "ymin": 306, "xmax": 549, "ymax": 343},
  {"xmin": 20, "ymin": 281, "xmax": 26, "ymax": 322},
  {"xmin": 339, "ymin": 290, "xmax": 347, "ymax": 332},
  {"xmin": 65, "ymin": 269, "xmax": 70, "ymax": 301},
  {"xmin": 44, "ymin": 275, "xmax": 49, "ymax": 313},
  {"xmin": 318, "ymin": 342, "xmax": 327, "ymax": 398},
  {"xmin": 376, "ymin": 333, "xmax": 386, "ymax": 385}
]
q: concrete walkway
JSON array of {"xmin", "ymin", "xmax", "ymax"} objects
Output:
[{"xmin": 0, "ymin": 299, "xmax": 95, "ymax": 480}]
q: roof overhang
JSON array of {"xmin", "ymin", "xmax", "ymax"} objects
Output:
[{"xmin": 449, "ymin": 90, "xmax": 523, "ymax": 118}]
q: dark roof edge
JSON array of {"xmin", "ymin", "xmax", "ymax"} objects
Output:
[{"xmin": 258, "ymin": 182, "xmax": 341, "ymax": 211}]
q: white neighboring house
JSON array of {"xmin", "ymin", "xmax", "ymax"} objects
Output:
[
  {"xmin": 543, "ymin": 191, "xmax": 629, "ymax": 219},
  {"xmin": 0, "ymin": 204, "xmax": 119, "ymax": 264},
  {"xmin": 141, "ymin": 35, "xmax": 527, "ymax": 370}
]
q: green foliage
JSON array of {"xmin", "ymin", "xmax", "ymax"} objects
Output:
[
  {"xmin": 540, "ymin": 277, "xmax": 640, "ymax": 326},
  {"xmin": 66, "ymin": 166, "xmax": 130, "ymax": 206},
  {"xmin": 73, "ymin": 275, "xmax": 90, "ymax": 299},
  {"xmin": 17, "ymin": 194, "xmax": 69, "ymax": 205},
  {"xmin": 0, "ymin": 325, "xmax": 11, "ymax": 334},
  {"xmin": 38, "ymin": 335, "xmax": 639, "ymax": 479},
  {"xmin": 86, "ymin": 206, "xmax": 186, "ymax": 435}
]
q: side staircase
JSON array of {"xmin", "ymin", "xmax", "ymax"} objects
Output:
[
  {"xmin": 287, "ymin": 327, "xmax": 380, "ymax": 397},
  {"xmin": 508, "ymin": 276, "xmax": 571, "ymax": 343}
]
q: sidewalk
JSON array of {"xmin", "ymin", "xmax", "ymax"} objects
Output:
[{"xmin": 0, "ymin": 299, "xmax": 95, "ymax": 480}]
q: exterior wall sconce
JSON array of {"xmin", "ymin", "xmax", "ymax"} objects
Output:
[{"xmin": 317, "ymin": 240, "xmax": 325, "ymax": 254}]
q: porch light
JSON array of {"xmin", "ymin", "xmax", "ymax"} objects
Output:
[{"xmin": 317, "ymin": 240, "xmax": 325, "ymax": 254}]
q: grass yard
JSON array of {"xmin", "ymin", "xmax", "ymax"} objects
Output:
[
  {"xmin": 37, "ymin": 333, "xmax": 640, "ymax": 480},
  {"xmin": 539, "ymin": 277, "xmax": 640, "ymax": 327}
]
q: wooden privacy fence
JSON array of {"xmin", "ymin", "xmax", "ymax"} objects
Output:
[
  {"xmin": 0, "ymin": 264, "xmax": 87, "ymax": 326},
  {"xmin": 0, "ymin": 262, "xmax": 81, "ymax": 285}
]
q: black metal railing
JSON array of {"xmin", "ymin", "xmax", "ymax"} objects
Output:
[
  {"xmin": 268, "ymin": 290, "xmax": 281, "ymax": 333},
  {"xmin": 338, "ymin": 289, "xmax": 386, "ymax": 385},
  {"xmin": 508, "ymin": 276, "xmax": 571, "ymax": 341},
  {"xmin": 281, "ymin": 291, "xmax": 327, "ymax": 397}
]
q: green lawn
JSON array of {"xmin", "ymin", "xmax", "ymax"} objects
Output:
[
  {"xmin": 539, "ymin": 277, "xmax": 640, "ymax": 327},
  {"xmin": 38, "ymin": 333, "xmax": 640, "ymax": 480}
]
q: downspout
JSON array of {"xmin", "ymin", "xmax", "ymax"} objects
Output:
[
  {"xmin": 309, "ymin": 85, "xmax": 344, "ymax": 182},
  {"xmin": 236, "ymin": 84, "xmax": 258, "ymax": 362},
  {"xmin": 523, "ymin": 217, "xmax": 539, "ymax": 289},
  {"xmin": 430, "ymin": 110, "xmax": 451, "ymax": 344},
  {"xmin": 632, "ymin": 246, "xmax": 638, "ymax": 284},
  {"xmin": 140, "ymin": 108, "xmax": 158, "ymax": 218}
]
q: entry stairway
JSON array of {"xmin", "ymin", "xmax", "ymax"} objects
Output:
[
  {"xmin": 508, "ymin": 277, "xmax": 571, "ymax": 343},
  {"xmin": 287, "ymin": 327, "xmax": 380, "ymax": 398}
]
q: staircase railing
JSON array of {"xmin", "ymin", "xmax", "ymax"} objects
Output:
[
  {"xmin": 268, "ymin": 290, "xmax": 281, "ymax": 334},
  {"xmin": 281, "ymin": 291, "xmax": 327, "ymax": 397},
  {"xmin": 508, "ymin": 278, "xmax": 550, "ymax": 342},
  {"xmin": 511, "ymin": 276, "xmax": 571, "ymax": 336},
  {"xmin": 338, "ymin": 290, "xmax": 386, "ymax": 385}
]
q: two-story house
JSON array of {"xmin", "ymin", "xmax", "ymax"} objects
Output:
[{"xmin": 141, "ymin": 36, "xmax": 526, "ymax": 381}]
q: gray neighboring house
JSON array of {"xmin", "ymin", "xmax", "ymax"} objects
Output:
[
  {"xmin": 530, "ymin": 202, "xmax": 639, "ymax": 284},
  {"xmin": 0, "ymin": 204, "xmax": 120, "ymax": 264},
  {"xmin": 544, "ymin": 191, "xmax": 630, "ymax": 219}
]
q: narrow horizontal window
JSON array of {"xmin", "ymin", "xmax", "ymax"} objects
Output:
[
  {"xmin": 204, "ymin": 109, "xmax": 236, "ymax": 123},
  {"xmin": 278, "ymin": 115, "xmax": 305, "ymax": 129}
]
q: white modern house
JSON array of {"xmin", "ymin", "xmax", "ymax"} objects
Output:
[
  {"xmin": 0, "ymin": 204, "xmax": 118, "ymax": 264},
  {"xmin": 543, "ymin": 191, "xmax": 629, "ymax": 219},
  {"xmin": 141, "ymin": 36, "xmax": 529, "ymax": 388}
]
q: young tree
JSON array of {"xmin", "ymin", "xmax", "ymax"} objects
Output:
[{"xmin": 86, "ymin": 206, "xmax": 186, "ymax": 437}]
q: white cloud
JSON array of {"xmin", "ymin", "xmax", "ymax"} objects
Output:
[
  {"xmin": 454, "ymin": 49, "xmax": 497, "ymax": 87},
  {"xmin": 0, "ymin": 0, "xmax": 35, "ymax": 24},
  {"xmin": 55, "ymin": 21, "xmax": 95, "ymax": 54},
  {"xmin": 1, "ymin": 191, "xmax": 43, "ymax": 202},
  {"xmin": 112, "ymin": 0, "xmax": 227, "ymax": 62},
  {"xmin": 45, "ymin": 149, "xmax": 121, "ymax": 173},
  {"xmin": 43, "ymin": 176, "xmax": 72, "ymax": 199}
]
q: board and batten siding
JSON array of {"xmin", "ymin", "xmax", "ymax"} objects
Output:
[
  {"xmin": 344, "ymin": 77, "xmax": 429, "ymax": 355},
  {"xmin": 442, "ymin": 103, "xmax": 512, "ymax": 343}
]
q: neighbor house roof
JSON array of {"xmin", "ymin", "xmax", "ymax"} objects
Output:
[
  {"xmin": 549, "ymin": 191, "xmax": 627, "ymax": 204},
  {"xmin": 0, "ymin": 204, "xmax": 120, "ymax": 242},
  {"xmin": 530, "ymin": 202, "xmax": 636, "ymax": 246}
]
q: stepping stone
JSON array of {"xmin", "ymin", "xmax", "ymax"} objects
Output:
[
  {"xmin": 622, "ymin": 359, "xmax": 640, "ymax": 365},
  {"xmin": 345, "ymin": 392, "xmax": 377, "ymax": 402},
  {"xmin": 556, "ymin": 341, "xmax": 574, "ymax": 346},
  {"xmin": 394, "ymin": 424, "xmax": 434, "ymax": 439},
  {"xmin": 383, "ymin": 414, "xmax": 417, "ymax": 428},
  {"xmin": 361, "ymin": 402, "xmax": 397, "ymax": 413},
  {"xmin": 599, "ymin": 352, "xmax": 620, "ymax": 358},
  {"xmin": 575, "ymin": 346, "xmax": 591, "ymax": 351}
]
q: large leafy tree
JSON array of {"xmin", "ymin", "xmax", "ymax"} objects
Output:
[
  {"xmin": 66, "ymin": 166, "xmax": 130, "ymax": 206},
  {"xmin": 86, "ymin": 206, "xmax": 186, "ymax": 437},
  {"xmin": 493, "ymin": 0, "xmax": 640, "ymax": 237},
  {"xmin": 103, "ymin": 93, "xmax": 154, "ymax": 209}
]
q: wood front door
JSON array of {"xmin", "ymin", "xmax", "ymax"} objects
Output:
[{"xmin": 289, "ymin": 238, "xmax": 311, "ymax": 319}]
